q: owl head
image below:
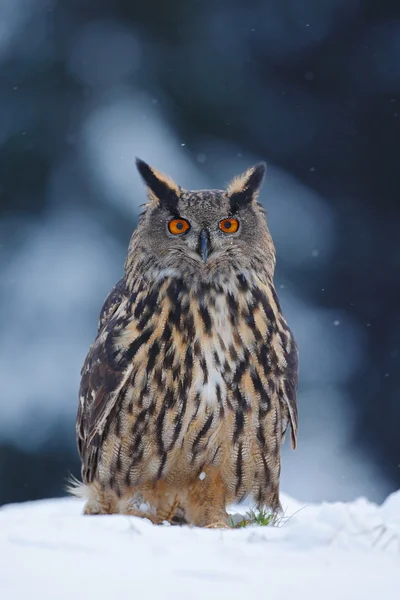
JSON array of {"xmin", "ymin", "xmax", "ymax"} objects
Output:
[{"xmin": 127, "ymin": 159, "xmax": 276, "ymax": 284}]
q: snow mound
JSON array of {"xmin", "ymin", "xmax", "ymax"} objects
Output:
[{"xmin": 1, "ymin": 492, "xmax": 399, "ymax": 600}]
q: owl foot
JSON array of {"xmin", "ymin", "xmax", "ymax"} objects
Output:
[
  {"xmin": 122, "ymin": 507, "xmax": 161, "ymax": 525},
  {"xmin": 83, "ymin": 497, "xmax": 115, "ymax": 515},
  {"xmin": 83, "ymin": 502, "xmax": 109, "ymax": 515}
]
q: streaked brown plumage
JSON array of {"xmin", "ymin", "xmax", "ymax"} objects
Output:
[{"xmin": 73, "ymin": 159, "xmax": 298, "ymax": 527}]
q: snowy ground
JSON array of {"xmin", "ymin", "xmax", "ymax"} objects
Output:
[{"xmin": 1, "ymin": 492, "xmax": 399, "ymax": 600}]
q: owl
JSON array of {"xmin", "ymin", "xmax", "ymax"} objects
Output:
[{"xmin": 73, "ymin": 159, "xmax": 298, "ymax": 528}]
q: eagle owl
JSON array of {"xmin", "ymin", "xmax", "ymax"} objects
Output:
[{"xmin": 74, "ymin": 159, "xmax": 298, "ymax": 527}]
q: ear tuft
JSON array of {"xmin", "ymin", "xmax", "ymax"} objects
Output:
[
  {"xmin": 136, "ymin": 158, "xmax": 180, "ymax": 211},
  {"xmin": 227, "ymin": 162, "xmax": 266, "ymax": 213}
]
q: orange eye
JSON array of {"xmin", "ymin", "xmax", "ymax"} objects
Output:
[
  {"xmin": 219, "ymin": 218, "xmax": 239, "ymax": 233},
  {"xmin": 168, "ymin": 218, "xmax": 190, "ymax": 235}
]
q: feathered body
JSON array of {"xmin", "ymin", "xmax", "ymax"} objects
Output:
[{"xmin": 75, "ymin": 161, "xmax": 298, "ymax": 527}]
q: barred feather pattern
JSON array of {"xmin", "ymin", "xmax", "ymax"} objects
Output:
[{"xmin": 78, "ymin": 270, "xmax": 298, "ymax": 513}]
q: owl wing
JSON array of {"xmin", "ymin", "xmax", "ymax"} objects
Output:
[
  {"xmin": 278, "ymin": 326, "xmax": 299, "ymax": 449},
  {"xmin": 77, "ymin": 278, "xmax": 132, "ymax": 482},
  {"xmin": 97, "ymin": 278, "xmax": 127, "ymax": 331}
]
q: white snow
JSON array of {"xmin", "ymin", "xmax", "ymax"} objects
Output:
[{"xmin": 0, "ymin": 491, "xmax": 399, "ymax": 600}]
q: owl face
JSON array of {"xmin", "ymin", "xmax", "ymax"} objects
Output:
[{"xmin": 131, "ymin": 160, "xmax": 276, "ymax": 281}]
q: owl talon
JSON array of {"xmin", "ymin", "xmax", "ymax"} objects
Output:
[{"xmin": 204, "ymin": 521, "xmax": 231, "ymax": 529}]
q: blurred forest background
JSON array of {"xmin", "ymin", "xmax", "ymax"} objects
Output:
[{"xmin": 0, "ymin": 0, "xmax": 399, "ymax": 506}]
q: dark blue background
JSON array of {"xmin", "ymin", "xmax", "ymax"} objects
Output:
[{"xmin": 1, "ymin": 0, "xmax": 399, "ymax": 506}]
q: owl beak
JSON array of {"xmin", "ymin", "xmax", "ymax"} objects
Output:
[{"xmin": 198, "ymin": 229, "xmax": 211, "ymax": 262}]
